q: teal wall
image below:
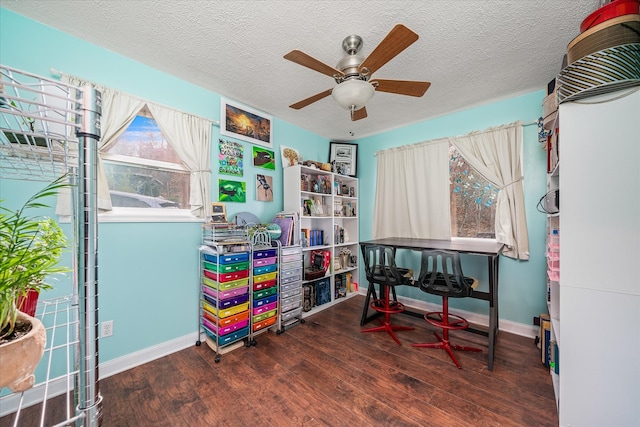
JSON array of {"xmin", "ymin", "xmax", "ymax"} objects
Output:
[
  {"xmin": 1, "ymin": 7, "xmax": 548, "ymax": 370},
  {"xmin": 356, "ymin": 92, "xmax": 548, "ymax": 325}
]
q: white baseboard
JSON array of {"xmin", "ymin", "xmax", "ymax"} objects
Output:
[
  {"xmin": 357, "ymin": 288, "xmax": 537, "ymax": 339},
  {"xmin": 1, "ymin": 295, "xmax": 537, "ymax": 418},
  {"xmin": 0, "ymin": 332, "xmax": 200, "ymax": 417}
]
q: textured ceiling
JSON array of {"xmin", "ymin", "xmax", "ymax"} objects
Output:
[{"xmin": 2, "ymin": 0, "xmax": 601, "ymax": 140}]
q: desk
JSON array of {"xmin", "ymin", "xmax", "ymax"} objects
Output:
[{"xmin": 359, "ymin": 238, "xmax": 503, "ymax": 371}]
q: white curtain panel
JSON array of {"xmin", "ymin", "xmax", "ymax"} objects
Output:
[
  {"xmin": 58, "ymin": 75, "xmax": 211, "ymax": 217},
  {"xmin": 450, "ymin": 122, "xmax": 529, "ymax": 260},
  {"xmin": 372, "ymin": 139, "xmax": 451, "ymax": 239},
  {"xmin": 148, "ymin": 104, "xmax": 211, "ymax": 217}
]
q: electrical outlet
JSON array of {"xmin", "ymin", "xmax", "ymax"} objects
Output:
[{"xmin": 101, "ymin": 320, "xmax": 113, "ymax": 338}]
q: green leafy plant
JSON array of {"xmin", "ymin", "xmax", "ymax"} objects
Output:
[{"xmin": 0, "ymin": 175, "xmax": 71, "ymax": 339}]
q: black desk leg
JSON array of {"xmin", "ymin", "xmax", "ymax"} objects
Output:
[
  {"xmin": 360, "ymin": 281, "xmax": 379, "ymax": 326},
  {"xmin": 487, "ymin": 255, "xmax": 499, "ymax": 371}
]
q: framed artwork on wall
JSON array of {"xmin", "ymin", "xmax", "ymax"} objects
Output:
[
  {"xmin": 256, "ymin": 174, "xmax": 273, "ymax": 202},
  {"xmin": 219, "ymin": 179, "xmax": 246, "ymax": 203},
  {"xmin": 253, "ymin": 146, "xmax": 275, "ymax": 170},
  {"xmin": 211, "ymin": 202, "xmax": 227, "ymax": 223},
  {"xmin": 220, "ymin": 98, "xmax": 272, "ymax": 148},
  {"xmin": 329, "ymin": 141, "xmax": 358, "ymax": 177}
]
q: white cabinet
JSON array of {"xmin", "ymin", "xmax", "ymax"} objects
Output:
[
  {"xmin": 283, "ymin": 165, "xmax": 359, "ymax": 316},
  {"xmin": 557, "ymin": 88, "xmax": 640, "ymax": 427}
]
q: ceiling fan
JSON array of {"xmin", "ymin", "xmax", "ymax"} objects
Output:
[{"xmin": 284, "ymin": 24, "xmax": 431, "ymax": 121}]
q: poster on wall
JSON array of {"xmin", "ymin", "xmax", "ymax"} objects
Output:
[
  {"xmin": 220, "ymin": 98, "xmax": 273, "ymax": 148},
  {"xmin": 218, "ymin": 139, "xmax": 244, "ymax": 176},
  {"xmin": 219, "ymin": 179, "xmax": 246, "ymax": 203},
  {"xmin": 253, "ymin": 146, "xmax": 275, "ymax": 170},
  {"xmin": 256, "ymin": 174, "xmax": 273, "ymax": 202}
]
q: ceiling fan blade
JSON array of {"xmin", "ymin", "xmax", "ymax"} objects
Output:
[
  {"xmin": 284, "ymin": 50, "xmax": 345, "ymax": 78},
  {"xmin": 351, "ymin": 107, "xmax": 367, "ymax": 121},
  {"xmin": 373, "ymin": 79, "xmax": 431, "ymax": 97},
  {"xmin": 289, "ymin": 89, "xmax": 333, "ymax": 110},
  {"xmin": 358, "ymin": 24, "xmax": 419, "ymax": 75}
]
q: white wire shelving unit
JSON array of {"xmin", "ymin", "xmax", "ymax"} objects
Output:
[{"xmin": 0, "ymin": 64, "xmax": 102, "ymax": 427}]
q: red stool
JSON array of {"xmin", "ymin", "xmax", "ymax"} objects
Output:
[
  {"xmin": 360, "ymin": 245, "xmax": 414, "ymax": 345},
  {"xmin": 412, "ymin": 250, "xmax": 482, "ymax": 368}
]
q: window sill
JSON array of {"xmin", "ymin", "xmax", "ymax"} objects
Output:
[{"xmin": 60, "ymin": 208, "xmax": 205, "ymax": 224}]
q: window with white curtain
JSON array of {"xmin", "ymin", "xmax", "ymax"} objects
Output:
[
  {"xmin": 449, "ymin": 144, "xmax": 498, "ymax": 238},
  {"xmin": 102, "ymin": 107, "xmax": 190, "ymax": 210}
]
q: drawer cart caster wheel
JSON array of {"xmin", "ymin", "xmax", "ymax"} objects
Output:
[
  {"xmin": 276, "ymin": 330, "xmax": 282, "ymax": 335},
  {"xmin": 195, "ymin": 340, "xmax": 201, "ymax": 346},
  {"xmin": 214, "ymin": 354, "xmax": 221, "ymax": 363},
  {"xmin": 251, "ymin": 339, "xmax": 257, "ymax": 346},
  {"xmin": 300, "ymin": 319, "xmax": 306, "ymax": 324}
]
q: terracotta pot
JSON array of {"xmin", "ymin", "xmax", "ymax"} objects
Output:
[{"xmin": 0, "ymin": 311, "xmax": 46, "ymax": 392}]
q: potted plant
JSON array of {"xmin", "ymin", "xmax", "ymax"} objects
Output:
[{"xmin": 0, "ymin": 175, "xmax": 71, "ymax": 392}]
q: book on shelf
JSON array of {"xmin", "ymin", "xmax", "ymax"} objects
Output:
[{"xmin": 272, "ymin": 211, "xmax": 300, "ymax": 246}]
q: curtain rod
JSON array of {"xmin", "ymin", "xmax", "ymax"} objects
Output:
[{"xmin": 49, "ymin": 68, "xmax": 220, "ymax": 127}]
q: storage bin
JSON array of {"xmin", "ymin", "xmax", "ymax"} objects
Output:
[
  {"xmin": 253, "ymin": 279, "xmax": 277, "ymax": 291},
  {"xmin": 253, "ymin": 271, "xmax": 277, "ymax": 284},
  {"xmin": 203, "ymin": 252, "xmax": 249, "ymax": 265},
  {"xmin": 202, "ymin": 316, "xmax": 249, "ymax": 336},
  {"xmin": 203, "ymin": 260, "xmax": 249, "ymax": 273},
  {"xmin": 202, "ymin": 284, "xmax": 249, "ymax": 301},
  {"xmin": 253, "ymin": 286, "xmax": 278, "ymax": 300},
  {"xmin": 281, "ymin": 245, "xmax": 302, "ymax": 255},
  {"xmin": 281, "ymin": 253, "xmax": 302, "ymax": 263},
  {"xmin": 253, "ymin": 263, "xmax": 278, "ymax": 275},
  {"xmin": 253, "ymin": 248, "xmax": 278, "ymax": 259},
  {"xmin": 203, "ymin": 293, "xmax": 249, "ymax": 310},
  {"xmin": 253, "ymin": 301, "xmax": 277, "ymax": 316},
  {"xmin": 203, "ymin": 309, "xmax": 249, "ymax": 327},
  {"xmin": 253, "ymin": 256, "xmax": 277, "ymax": 267},
  {"xmin": 281, "ymin": 285, "xmax": 302, "ymax": 300},
  {"xmin": 203, "ymin": 268, "xmax": 249, "ymax": 283},
  {"xmin": 282, "ymin": 266, "xmax": 303, "ymax": 278},
  {"xmin": 204, "ymin": 325, "xmax": 249, "ymax": 345},
  {"xmin": 281, "ymin": 274, "xmax": 302, "ymax": 285},
  {"xmin": 203, "ymin": 301, "xmax": 249, "ymax": 318},
  {"xmin": 281, "ymin": 281, "xmax": 301, "ymax": 293},
  {"xmin": 202, "ymin": 276, "xmax": 249, "ymax": 291},
  {"xmin": 252, "ymin": 316, "xmax": 277, "ymax": 332},
  {"xmin": 281, "ymin": 294, "xmax": 302, "ymax": 312},
  {"xmin": 281, "ymin": 307, "xmax": 302, "ymax": 321},
  {"xmin": 253, "ymin": 294, "xmax": 278, "ymax": 307},
  {"xmin": 252, "ymin": 309, "xmax": 277, "ymax": 323}
]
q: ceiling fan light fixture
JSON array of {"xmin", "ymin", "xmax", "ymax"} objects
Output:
[{"xmin": 331, "ymin": 79, "xmax": 375, "ymax": 110}]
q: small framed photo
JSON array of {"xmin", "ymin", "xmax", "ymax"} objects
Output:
[
  {"xmin": 211, "ymin": 202, "xmax": 227, "ymax": 223},
  {"xmin": 329, "ymin": 142, "xmax": 358, "ymax": 177},
  {"xmin": 221, "ymin": 98, "xmax": 273, "ymax": 148}
]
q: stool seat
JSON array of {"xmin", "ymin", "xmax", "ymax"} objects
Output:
[
  {"xmin": 360, "ymin": 245, "xmax": 414, "ymax": 345},
  {"xmin": 411, "ymin": 250, "xmax": 482, "ymax": 368}
]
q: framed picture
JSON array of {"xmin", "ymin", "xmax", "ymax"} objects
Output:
[
  {"xmin": 255, "ymin": 174, "xmax": 273, "ymax": 202},
  {"xmin": 218, "ymin": 179, "xmax": 247, "ymax": 203},
  {"xmin": 220, "ymin": 98, "xmax": 272, "ymax": 148},
  {"xmin": 253, "ymin": 146, "xmax": 275, "ymax": 170},
  {"xmin": 329, "ymin": 142, "xmax": 358, "ymax": 177},
  {"xmin": 281, "ymin": 145, "xmax": 300, "ymax": 167},
  {"xmin": 211, "ymin": 202, "xmax": 227, "ymax": 223}
]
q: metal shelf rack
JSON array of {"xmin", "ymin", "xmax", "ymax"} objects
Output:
[{"xmin": 0, "ymin": 64, "xmax": 102, "ymax": 426}]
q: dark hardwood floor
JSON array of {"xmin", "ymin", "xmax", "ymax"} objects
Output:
[{"xmin": 2, "ymin": 295, "xmax": 558, "ymax": 426}]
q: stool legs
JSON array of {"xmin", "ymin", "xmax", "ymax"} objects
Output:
[
  {"xmin": 361, "ymin": 285, "xmax": 414, "ymax": 345},
  {"xmin": 412, "ymin": 298, "xmax": 482, "ymax": 368}
]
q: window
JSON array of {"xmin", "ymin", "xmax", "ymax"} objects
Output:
[
  {"xmin": 449, "ymin": 144, "xmax": 497, "ymax": 239},
  {"xmin": 102, "ymin": 107, "xmax": 190, "ymax": 210}
]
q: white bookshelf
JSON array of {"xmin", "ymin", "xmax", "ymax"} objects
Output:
[{"xmin": 283, "ymin": 164, "xmax": 359, "ymax": 316}]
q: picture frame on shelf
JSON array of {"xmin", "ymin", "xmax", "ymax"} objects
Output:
[
  {"xmin": 329, "ymin": 141, "xmax": 358, "ymax": 177},
  {"xmin": 211, "ymin": 202, "xmax": 227, "ymax": 223},
  {"xmin": 220, "ymin": 98, "xmax": 273, "ymax": 148}
]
